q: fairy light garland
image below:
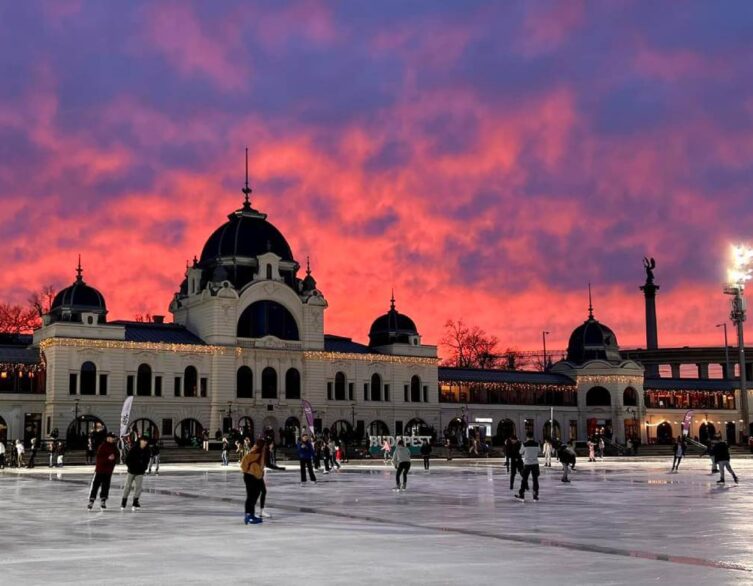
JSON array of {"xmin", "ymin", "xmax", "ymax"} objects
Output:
[
  {"xmin": 576, "ymin": 375, "xmax": 644, "ymax": 385},
  {"xmin": 303, "ymin": 351, "xmax": 438, "ymax": 366}
]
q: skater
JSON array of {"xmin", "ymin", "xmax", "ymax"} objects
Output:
[
  {"xmin": 542, "ymin": 439, "xmax": 553, "ymax": 467},
  {"xmin": 420, "ymin": 439, "xmax": 432, "ymax": 470},
  {"xmin": 701, "ymin": 438, "xmax": 719, "ymax": 473},
  {"xmin": 626, "ymin": 437, "xmax": 633, "ymax": 456},
  {"xmin": 27, "ymin": 438, "xmax": 38, "ymax": 468},
  {"xmin": 445, "ymin": 437, "xmax": 453, "ymax": 461},
  {"xmin": 671, "ymin": 436, "xmax": 686, "ymax": 472},
  {"xmin": 392, "ymin": 439, "xmax": 411, "ymax": 491},
  {"xmin": 515, "ymin": 432, "xmax": 540, "ymax": 502},
  {"xmin": 221, "ymin": 437, "xmax": 229, "ymax": 466},
  {"xmin": 121, "ymin": 436, "xmax": 150, "ymax": 510},
  {"xmin": 15, "ymin": 439, "xmax": 25, "ymax": 468},
  {"xmin": 297, "ymin": 434, "xmax": 317, "ymax": 484},
  {"xmin": 713, "ymin": 439, "xmax": 739, "ymax": 484},
  {"xmin": 503, "ymin": 437, "xmax": 513, "ymax": 472},
  {"xmin": 328, "ymin": 439, "xmax": 341, "ymax": 470},
  {"xmin": 587, "ymin": 437, "xmax": 596, "ymax": 462},
  {"xmin": 0, "ymin": 440, "xmax": 5, "ymax": 469},
  {"xmin": 86, "ymin": 434, "xmax": 95, "ymax": 465},
  {"xmin": 558, "ymin": 441, "xmax": 576, "ymax": 482},
  {"xmin": 147, "ymin": 441, "xmax": 160, "ymax": 475},
  {"xmin": 264, "ymin": 437, "xmax": 286, "ymax": 471},
  {"xmin": 87, "ymin": 433, "xmax": 118, "ymax": 510},
  {"xmin": 322, "ymin": 440, "xmax": 332, "ymax": 474},
  {"xmin": 598, "ymin": 436, "xmax": 605, "ymax": 459},
  {"xmin": 241, "ymin": 438, "xmax": 266, "ymax": 524},
  {"xmin": 382, "ymin": 438, "xmax": 392, "ymax": 465},
  {"xmin": 55, "ymin": 441, "xmax": 65, "ymax": 467},
  {"xmin": 48, "ymin": 439, "xmax": 55, "ymax": 467},
  {"xmin": 507, "ymin": 435, "xmax": 524, "ymax": 490}
]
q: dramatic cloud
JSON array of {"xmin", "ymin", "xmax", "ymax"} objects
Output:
[{"xmin": 1, "ymin": 1, "xmax": 752, "ymax": 357}]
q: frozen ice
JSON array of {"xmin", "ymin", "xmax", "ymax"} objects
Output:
[{"xmin": 1, "ymin": 457, "xmax": 752, "ymax": 585}]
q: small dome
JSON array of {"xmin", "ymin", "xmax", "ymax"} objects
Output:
[
  {"xmin": 566, "ymin": 313, "xmax": 620, "ymax": 364},
  {"xmin": 49, "ymin": 260, "xmax": 107, "ymax": 323},
  {"xmin": 368, "ymin": 295, "xmax": 419, "ymax": 346}
]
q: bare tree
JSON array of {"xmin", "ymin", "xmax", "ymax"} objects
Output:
[
  {"xmin": 441, "ymin": 319, "xmax": 503, "ymax": 369},
  {"xmin": 28, "ymin": 285, "xmax": 57, "ymax": 318},
  {"xmin": 0, "ymin": 303, "xmax": 40, "ymax": 334}
]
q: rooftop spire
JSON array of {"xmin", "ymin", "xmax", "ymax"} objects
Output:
[
  {"xmin": 241, "ymin": 147, "xmax": 252, "ymax": 208},
  {"xmin": 306, "ymin": 256, "xmax": 311, "ymax": 276},
  {"xmin": 390, "ymin": 289, "xmax": 396, "ymax": 311},
  {"xmin": 76, "ymin": 254, "xmax": 83, "ymax": 282},
  {"xmin": 588, "ymin": 282, "xmax": 594, "ymax": 319}
]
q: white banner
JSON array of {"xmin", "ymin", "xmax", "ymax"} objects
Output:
[{"xmin": 119, "ymin": 396, "xmax": 134, "ymax": 437}]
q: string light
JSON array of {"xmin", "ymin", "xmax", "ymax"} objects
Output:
[
  {"xmin": 576, "ymin": 375, "xmax": 644, "ymax": 385},
  {"xmin": 303, "ymin": 351, "xmax": 438, "ymax": 366}
]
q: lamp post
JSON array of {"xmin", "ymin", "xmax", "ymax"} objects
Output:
[
  {"xmin": 717, "ymin": 323, "xmax": 731, "ymax": 380},
  {"xmin": 542, "ymin": 331, "xmax": 550, "ymax": 372},
  {"xmin": 724, "ymin": 244, "xmax": 753, "ymax": 439}
]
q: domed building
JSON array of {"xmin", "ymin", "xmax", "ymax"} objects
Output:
[{"xmin": 20, "ymin": 164, "xmax": 438, "ymax": 449}]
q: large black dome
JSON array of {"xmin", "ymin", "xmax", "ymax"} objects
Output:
[
  {"xmin": 369, "ymin": 296, "xmax": 419, "ymax": 347},
  {"xmin": 49, "ymin": 263, "xmax": 107, "ymax": 323},
  {"xmin": 566, "ymin": 314, "xmax": 620, "ymax": 364},
  {"xmin": 200, "ymin": 204, "xmax": 293, "ymax": 264}
]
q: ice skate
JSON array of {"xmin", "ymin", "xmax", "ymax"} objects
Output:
[{"xmin": 132, "ymin": 499, "xmax": 141, "ymax": 510}]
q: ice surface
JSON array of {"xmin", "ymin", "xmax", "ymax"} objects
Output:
[{"xmin": 1, "ymin": 457, "xmax": 752, "ymax": 585}]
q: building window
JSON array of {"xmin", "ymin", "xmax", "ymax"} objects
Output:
[
  {"xmin": 266, "ymin": 264, "xmax": 273, "ymax": 279},
  {"xmin": 384, "ymin": 384, "xmax": 390, "ymax": 402},
  {"xmin": 261, "ymin": 367, "xmax": 277, "ymax": 399},
  {"xmin": 363, "ymin": 383, "xmax": 369, "ymax": 401},
  {"xmin": 237, "ymin": 300, "xmax": 299, "ymax": 340},
  {"xmin": 286, "ymin": 368, "xmax": 301, "ymax": 400},
  {"xmin": 348, "ymin": 382, "xmax": 354, "ymax": 401},
  {"xmin": 174, "ymin": 376, "xmax": 181, "ymax": 397},
  {"xmin": 200, "ymin": 378, "xmax": 208, "ymax": 397},
  {"xmin": 137, "ymin": 364, "xmax": 152, "ymax": 396},
  {"xmin": 162, "ymin": 418, "xmax": 173, "ymax": 436},
  {"xmin": 395, "ymin": 420, "xmax": 403, "ymax": 435},
  {"xmin": 569, "ymin": 420, "xmax": 578, "ymax": 442},
  {"xmin": 403, "ymin": 384, "xmax": 409, "ymax": 402},
  {"xmin": 410, "ymin": 376, "xmax": 421, "ymax": 402},
  {"xmin": 184, "ymin": 366, "xmax": 198, "ymax": 397},
  {"xmin": 335, "ymin": 372, "xmax": 346, "ymax": 401},
  {"xmin": 69, "ymin": 373, "xmax": 77, "ymax": 395},
  {"xmin": 423, "ymin": 385, "xmax": 428, "ymax": 403},
  {"xmin": 127, "ymin": 375, "xmax": 134, "ymax": 396},
  {"xmin": 237, "ymin": 366, "xmax": 253, "ymax": 399},
  {"xmin": 327, "ymin": 381, "xmax": 333, "ymax": 400},
  {"xmin": 99, "ymin": 374, "xmax": 108, "ymax": 396},
  {"xmin": 371, "ymin": 373, "xmax": 382, "ymax": 402},
  {"xmin": 80, "ymin": 362, "xmax": 96, "ymax": 395},
  {"xmin": 524, "ymin": 418, "xmax": 534, "ymax": 437},
  {"xmin": 155, "ymin": 376, "xmax": 162, "ymax": 397}
]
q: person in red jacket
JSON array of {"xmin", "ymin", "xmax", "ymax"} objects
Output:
[{"xmin": 87, "ymin": 433, "xmax": 119, "ymax": 510}]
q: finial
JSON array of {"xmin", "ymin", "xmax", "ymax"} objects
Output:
[
  {"xmin": 588, "ymin": 282, "xmax": 594, "ymax": 319},
  {"xmin": 76, "ymin": 254, "xmax": 83, "ymax": 282},
  {"xmin": 241, "ymin": 147, "xmax": 252, "ymax": 207},
  {"xmin": 306, "ymin": 256, "xmax": 311, "ymax": 276},
  {"xmin": 390, "ymin": 289, "xmax": 396, "ymax": 310}
]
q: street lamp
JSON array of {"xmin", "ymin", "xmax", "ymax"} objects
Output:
[
  {"xmin": 716, "ymin": 323, "xmax": 731, "ymax": 380},
  {"xmin": 724, "ymin": 244, "xmax": 753, "ymax": 439},
  {"xmin": 542, "ymin": 331, "xmax": 550, "ymax": 372}
]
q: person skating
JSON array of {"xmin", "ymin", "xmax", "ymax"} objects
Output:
[
  {"xmin": 88, "ymin": 433, "xmax": 118, "ymax": 510},
  {"xmin": 587, "ymin": 438, "xmax": 596, "ymax": 462},
  {"xmin": 503, "ymin": 437, "xmax": 513, "ymax": 472},
  {"xmin": 240, "ymin": 438, "xmax": 266, "ymax": 524},
  {"xmin": 558, "ymin": 441, "xmax": 576, "ymax": 482},
  {"xmin": 297, "ymin": 434, "xmax": 317, "ymax": 485},
  {"xmin": 542, "ymin": 439, "xmax": 553, "ymax": 468},
  {"xmin": 392, "ymin": 439, "xmax": 412, "ymax": 491},
  {"xmin": 420, "ymin": 439, "xmax": 432, "ymax": 470},
  {"xmin": 121, "ymin": 436, "xmax": 150, "ymax": 510},
  {"xmin": 507, "ymin": 435, "xmax": 524, "ymax": 491},
  {"xmin": 713, "ymin": 439, "xmax": 739, "ymax": 484},
  {"xmin": 515, "ymin": 432, "xmax": 540, "ymax": 502},
  {"xmin": 700, "ymin": 438, "xmax": 719, "ymax": 474},
  {"xmin": 147, "ymin": 441, "xmax": 160, "ymax": 475},
  {"xmin": 55, "ymin": 440, "xmax": 65, "ymax": 467},
  {"xmin": 264, "ymin": 437, "xmax": 285, "ymax": 471},
  {"xmin": 221, "ymin": 437, "xmax": 229, "ymax": 466},
  {"xmin": 671, "ymin": 436, "xmax": 686, "ymax": 472},
  {"xmin": 27, "ymin": 438, "xmax": 38, "ymax": 468},
  {"xmin": 85, "ymin": 434, "xmax": 95, "ymax": 466},
  {"xmin": 0, "ymin": 440, "xmax": 5, "ymax": 469},
  {"xmin": 328, "ymin": 439, "xmax": 341, "ymax": 470},
  {"xmin": 15, "ymin": 439, "xmax": 25, "ymax": 468}
]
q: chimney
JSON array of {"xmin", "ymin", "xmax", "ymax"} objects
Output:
[{"xmin": 152, "ymin": 315, "xmax": 165, "ymax": 324}]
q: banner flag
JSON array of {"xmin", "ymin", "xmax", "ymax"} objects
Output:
[
  {"xmin": 681, "ymin": 410, "xmax": 694, "ymax": 436},
  {"xmin": 301, "ymin": 399, "xmax": 315, "ymax": 434},
  {"xmin": 119, "ymin": 396, "xmax": 134, "ymax": 437}
]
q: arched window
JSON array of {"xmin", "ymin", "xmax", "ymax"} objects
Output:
[
  {"xmin": 80, "ymin": 361, "xmax": 97, "ymax": 395},
  {"xmin": 237, "ymin": 366, "xmax": 253, "ymax": 398},
  {"xmin": 543, "ymin": 420, "xmax": 561, "ymax": 441},
  {"xmin": 137, "ymin": 364, "xmax": 152, "ymax": 396},
  {"xmin": 623, "ymin": 387, "xmax": 638, "ymax": 407},
  {"xmin": 266, "ymin": 265, "xmax": 273, "ymax": 279},
  {"xmin": 405, "ymin": 418, "xmax": 430, "ymax": 436},
  {"xmin": 370, "ymin": 373, "xmax": 382, "ymax": 401},
  {"xmin": 286, "ymin": 368, "xmax": 301, "ymax": 400},
  {"xmin": 262, "ymin": 367, "xmax": 277, "ymax": 399},
  {"xmin": 496, "ymin": 419, "xmax": 516, "ymax": 444},
  {"xmin": 129, "ymin": 418, "xmax": 159, "ymax": 441},
  {"xmin": 585, "ymin": 386, "xmax": 611, "ymax": 406},
  {"xmin": 368, "ymin": 420, "xmax": 389, "ymax": 436},
  {"xmin": 410, "ymin": 375, "xmax": 421, "ymax": 402},
  {"xmin": 174, "ymin": 418, "xmax": 204, "ymax": 447},
  {"xmin": 334, "ymin": 372, "xmax": 346, "ymax": 401},
  {"xmin": 237, "ymin": 300, "xmax": 299, "ymax": 340},
  {"xmin": 184, "ymin": 366, "xmax": 198, "ymax": 397},
  {"xmin": 66, "ymin": 415, "xmax": 106, "ymax": 450},
  {"xmin": 238, "ymin": 417, "xmax": 254, "ymax": 438}
]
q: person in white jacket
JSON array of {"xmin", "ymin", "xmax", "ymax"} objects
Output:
[
  {"xmin": 392, "ymin": 440, "xmax": 412, "ymax": 491},
  {"xmin": 542, "ymin": 439, "xmax": 553, "ymax": 467},
  {"xmin": 515, "ymin": 433, "xmax": 540, "ymax": 502}
]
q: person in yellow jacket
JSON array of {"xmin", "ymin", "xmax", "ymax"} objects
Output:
[{"xmin": 240, "ymin": 439, "xmax": 266, "ymax": 525}]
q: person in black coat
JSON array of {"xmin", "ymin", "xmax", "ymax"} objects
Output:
[
  {"xmin": 506, "ymin": 435, "xmax": 524, "ymax": 490},
  {"xmin": 420, "ymin": 439, "xmax": 432, "ymax": 470},
  {"xmin": 121, "ymin": 437, "xmax": 151, "ymax": 510},
  {"xmin": 712, "ymin": 440, "xmax": 738, "ymax": 484}
]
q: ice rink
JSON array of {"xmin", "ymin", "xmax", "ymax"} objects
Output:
[{"xmin": 1, "ymin": 457, "xmax": 752, "ymax": 585}]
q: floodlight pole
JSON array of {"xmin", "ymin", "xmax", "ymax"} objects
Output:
[{"xmin": 726, "ymin": 286, "xmax": 749, "ymax": 439}]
